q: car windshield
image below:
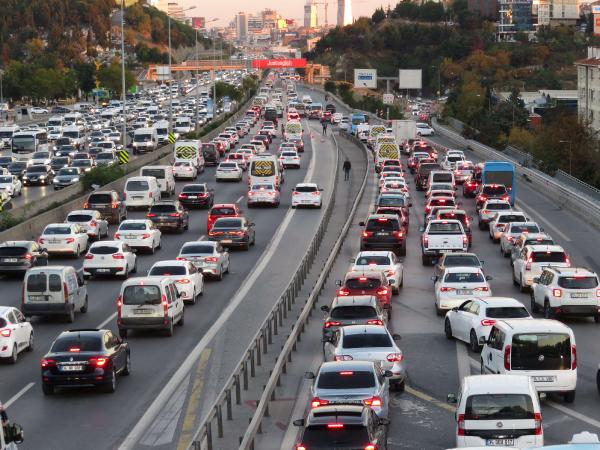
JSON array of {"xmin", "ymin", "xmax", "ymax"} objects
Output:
[
  {"xmin": 97, "ymin": 153, "xmax": 113, "ymax": 160},
  {"xmin": 301, "ymin": 426, "xmax": 369, "ymax": 445},
  {"xmin": 0, "ymin": 246, "xmax": 28, "ymax": 256},
  {"xmin": 72, "ymin": 160, "xmax": 91, "ymax": 167},
  {"xmin": 181, "ymin": 245, "xmax": 214, "ymax": 255},
  {"xmin": 346, "ymin": 278, "xmax": 381, "ymax": 290},
  {"xmin": 126, "ymin": 180, "xmax": 149, "ymax": 191},
  {"xmin": 486, "ymin": 307, "xmax": 530, "ymax": 318},
  {"xmin": 67, "ymin": 214, "xmax": 93, "ymax": 222},
  {"xmin": 444, "ymin": 272, "xmax": 484, "ymax": 283},
  {"xmin": 27, "ymin": 166, "xmax": 47, "ymax": 174},
  {"xmin": 43, "ymin": 226, "xmax": 72, "ymax": 235},
  {"xmin": 343, "ymin": 333, "xmax": 392, "ymax": 349},
  {"xmin": 317, "ymin": 371, "xmax": 375, "ymax": 389},
  {"xmin": 51, "ymin": 335, "xmax": 102, "ymax": 353},
  {"xmin": 558, "ymin": 276, "xmax": 598, "ymax": 289},
  {"xmin": 330, "ymin": 306, "xmax": 378, "ymax": 320},
  {"xmin": 213, "ymin": 218, "xmax": 242, "ymax": 228},
  {"xmin": 119, "ymin": 222, "xmax": 147, "ymax": 231},
  {"xmin": 0, "ymin": 176, "xmax": 12, "ymax": 183},
  {"xmin": 465, "ymin": 394, "xmax": 534, "ymax": 420},
  {"xmin": 428, "ymin": 222, "xmax": 462, "ymax": 233},
  {"xmin": 58, "ymin": 168, "xmax": 79, "ymax": 176},
  {"xmin": 511, "ymin": 333, "xmax": 571, "ymax": 370},
  {"xmin": 90, "ymin": 246, "xmax": 119, "ymax": 255},
  {"xmin": 149, "ymin": 265, "xmax": 186, "ymax": 276},
  {"xmin": 141, "ymin": 169, "xmax": 165, "ymax": 179},
  {"xmin": 531, "ymin": 251, "xmax": 567, "ymax": 263},
  {"xmin": 87, "ymin": 193, "xmax": 112, "ymax": 203},
  {"xmin": 122, "ymin": 285, "xmax": 162, "ymax": 305}
]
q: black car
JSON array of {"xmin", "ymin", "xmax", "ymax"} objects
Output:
[
  {"xmin": 359, "ymin": 214, "xmax": 406, "ymax": 256},
  {"xmin": 146, "ymin": 201, "xmax": 189, "ymax": 232},
  {"xmin": 293, "ymin": 405, "xmax": 388, "ymax": 450},
  {"xmin": 202, "ymin": 143, "xmax": 220, "ymax": 166},
  {"xmin": 22, "ymin": 164, "xmax": 53, "ymax": 186},
  {"xmin": 178, "ymin": 183, "xmax": 214, "ymax": 209},
  {"xmin": 208, "ymin": 217, "xmax": 255, "ymax": 250},
  {"xmin": 0, "ymin": 241, "xmax": 48, "ymax": 274},
  {"xmin": 0, "ymin": 156, "xmax": 16, "ymax": 170},
  {"xmin": 8, "ymin": 161, "xmax": 28, "ymax": 180},
  {"xmin": 84, "ymin": 190, "xmax": 127, "ymax": 224},
  {"xmin": 50, "ymin": 156, "xmax": 71, "ymax": 172},
  {"xmin": 41, "ymin": 329, "xmax": 130, "ymax": 395}
]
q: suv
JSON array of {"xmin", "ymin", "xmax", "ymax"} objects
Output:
[
  {"xmin": 415, "ymin": 161, "xmax": 442, "ymax": 191},
  {"xmin": 476, "ymin": 184, "xmax": 510, "ymax": 210},
  {"xmin": 531, "ymin": 268, "xmax": 600, "ymax": 321},
  {"xmin": 359, "ymin": 214, "xmax": 406, "ymax": 256},
  {"xmin": 146, "ymin": 201, "xmax": 189, "ymax": 232},
  {"xmin": 83, "ymin": 190, "xmax": 127, "ymax": 224},
  {"xmin": 321, "ymin": 295, "xmax": 387, "ymax": 337},
  {"xmin": 293, "ymin": 405, "xmax": 389, "ymax": 450},
  {"xmin": 512, "ymin": 245, "xmax": 571, "ymax": 292}
]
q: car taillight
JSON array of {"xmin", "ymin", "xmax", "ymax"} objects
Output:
[
  {"xmin": 179, "ymin": 194, "xmax": 188, "ymax": 199},
  {"xmin": 204, "ymin": 256, "xmax": 218, "ymax": 262},
  {"xmin": 596, "ymin": 289, "xmax": 600, "ymax": 297},
  {"xmin": 41, "ymin": 358, "xmax": 56, "ymax": 368},
  {"xmin": 481, "ymin": 319, "xmax": 496, "ymax": 326},
  {"xmin": 504, "ymin": 345, "xmax": 511, "ymax": 370},
  {"xmin": 84, "ymin": 254, "xmax": 94, "ymax": 260},
  {"xmin": 112, "ymin": 253, "xmax": 125, "ymax": 260},
  {"xmin": 440, "ymin": 287, "xmax": 454, "ymax": 292},
  {"xmin": 149, "ymin": 192, "xmax": 153, "ymax": 198},
  {"xmin": 363, "ymin": 396, "xmax": 382, "ymax": 407},
  {"xmin": 423, "ymin": 235, "xmax": 429, "ymax": 248},
  {"xmin": 364, "ymin": 445, "xmax": 377, "ymax": 450},
  {"xmin": 474, "ymin": 286, "xmax": 489, "ymax": 292},
  {"xmin": 63, "ymin": 282, "xmax": 68, "ymax": 303},
  {"xmin": 462, "ymin": 236, "xmax": 468, "ymax": 245},
  {"xmin": 367, "ymin": 319, "xmax": 384, "ymax": 325},
  {"xmin": 502, "ymin": 196, "xmax": 510, "ymax": 201},
  {"xmin": 176, "ymin": 257, "xmax": 187, "ymax": 261},
  {"xmin": 0, "ymin": 328, "xmax": 11, "ymax": 337},
  {"xmin": 116, "ymin": 295, "xmax": 122, "ymax": 321},
  {"xmin": 83, "ymin": 202, "xmax": 89, "ymax": 208},
  {"xmin": 376, "ymin": 288, "xmax": 388, "ymax": 296},
  {"xmin": 162, "ymin": 295, "xmax": 168, "ymax": 317},
  {"xmin": 525, "ymin": 256, "xmax": 533, "ymax": 271},
  {"xmin": 335, "ymin": 355, "xmax": 354, "ymax": 361},
  {"xmin": 114, "ymin": 233, "xmax": 121, "ymax": 239},
  {"xmin": 457, "ymin": 413, "xmax": 465, "ymax": 436},
  {"xmin": 324, "ymin": 321, "xmax": 341, "ymax": 328},
  {"xmin": 65, "ymin": 238, "xmax": 75, "ymax": 243},
  {"xmin": 571, "ymin": 345, "xmax": 577, "ymax": 370},
  {"xmin": 111, "ymin": 202, "xmax": 118, "ymax": 209},
  {"xmin": 296, "ymin": 446, "xmax": 307, "ymax": 450},
  {"xmin": 386, "ymin": 353, "xmax": 403, "ymax": 362},
  {"xmin": 147, "ymin": 213, "xmax": 156, "ymax": 217},
  {"xmin": 292, "ymin": 191, "xmax": 299, "ymax": 195},
  {"xmin": 169, "ymin": 213, "xmax": 181, "ymax": 217},
  {"xmin": 337, "ymin": 288, "xmax": 350, "ymax": 296},
  {"xmin": 362, "ymin": 231, "xmax": 373, "ymax": 238},
  {"xmin": 311, "ymin": 191, "xmax": 320, "ymax": 196},
  {"xmin": 89, "ymin": 357, "xmax": 109, "ymax": 368},
  {"xmin": 534, "ymin": 412, "xmax": 543, "ymax": 435},
  {"xmin": 90, "ymin": 220, "xmax": 97, "ymax": 227},
  {"xmin": 142, "ymin": 233, "xmax": 151, "ymax": 239},
  {"xmin": 311, "ymin": 397, "xmax": 329, "ymax": 408},
  {"xmin": 24, "ymin": 253, "xmax": 32, "ymax": 260},
  {"xmin": 479, "ymin": 195, "xmax": 487, "ymax": 202},
  {"xmin": 553, "ymin": 288, "xmax": 562, "ymax": 297},
  {"xmin": 176, "ymin": 278, "xmax": 190, "ymax": 284},
  {"xmin": 393, "ymin": 231, "xmax": 403, "ymax": 239}
]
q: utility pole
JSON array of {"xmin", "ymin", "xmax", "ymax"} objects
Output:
[
  {"xmin": 195, "ymin": 29, "xmax": 199, "ymax": 130},
  {"xmin": 168, "ymin": 13, "xmax": 173, "ymax": 133},
  {"xmin": 120, "ymin": 0, "xmax": 127, "ymax": 149}
]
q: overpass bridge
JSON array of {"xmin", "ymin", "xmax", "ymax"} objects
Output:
[{"xmin": 146, "ymin": 60, "xmax": 252, "ymax": 80}]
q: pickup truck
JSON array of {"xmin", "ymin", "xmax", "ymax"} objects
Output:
[{"xmin": 420, "ymin": 219, "xmax": 468, "ymax": 266}]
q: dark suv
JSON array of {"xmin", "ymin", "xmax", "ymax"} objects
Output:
[
  {"xmin": 202, "ymin": 143, "xmax": 220, "ymax": 166},
  {"xmin": 146, "ymin": 201, "xmax": 189, "ymax": 232},
  {"xmin": 83, "ymin": 190, "xmax": 126, "ymax": 224},
  {"xmin": 414, "ymin": 162, "xmax": 441, "ymax": 191},
  {"xmin": 359, "ymin": 214, "xmax": 406, "ymax": 256},
  {"xmin": 293, "ymin": 405, "xmax": 389, "ymax": 450},
  {"xmin": 475, "ymin": 184, "xmax": 509, "ymax": 210}
]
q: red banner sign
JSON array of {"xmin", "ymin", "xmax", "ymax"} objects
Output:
[{"xmin": 251, "ymin": 59, "xmax": 307, "ymax": 69}]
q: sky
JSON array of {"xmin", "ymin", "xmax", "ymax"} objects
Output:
[{"xmin": 179, "ymin": 0, "xmax": 391, "ymax": 27}]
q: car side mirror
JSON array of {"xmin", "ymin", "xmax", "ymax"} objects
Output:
[
  {"xmin": 539, "ymin": 227, "xmax": 544, "ymax": 232},
  {"xmin": 392, "ymin": 334, "xmax": 401, "ymax": 341},
  {"xmin": 419, "ymin": 226, "xmax": 425, "ymax": 233},
  {"xmin": 293, "ymin": 419, "xmax": 305, "ymax": 427},
  {"xmin": 358, "ymin": 221, "xmax": 365, "ymax": 227},
  {"xmin": 485, "ymin": 275, "xmax": 493, "ymax": 281},
  {"xmin": 533, "ymin": 277, "xmax": 540, "ymax": 283},
  {"xmin": 384, "ymin": 370, "xmax": 394, "ymax": 378},
  {"xmin": 304, "ymin": 371, "xmax": 315, "ymax": 379},
  {"xmin": 320, "ymin": 305, "xmax": 330, "ymax": 312},
  {"xmin": 447, "ymin": 393, "xmax": 457, "ymax": 404},
  {"xmin": 378, "ymin": 417, "xmax": 391, "ymax": 426},
  {"xmin": 451, "ymin": 307, "xmax": 458, "ymax": 312},
  {"xmin": 335, "ymin": 280, "xmax": 342, "ymax": 287},
  {"xmin": 478, "ymin": 336, "xmax": 488, "ymax": 346}
]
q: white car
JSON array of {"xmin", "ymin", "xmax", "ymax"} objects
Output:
[
  {"xmin": 477, "ymin": 199, "xmax": 512, "ymax": 229},
  {"xmin": 30, "ymin": 107, "xmax": 49, "ymax": 114},
  {"xmin": 0, "ymin": 306, "xmax": 33, "ymax": 363},
  {"xmin": 489, "ymin": 211, "xmax": 528, "ymax": 242},
  {"xmin": 332, "ymin": 112, "xmax": 343, "ymax": 124},
  {"xmin": 39, "ymin": 223, "xmax": 89, "ymax": 257},
  {"xmin": 30, "ymin": 151, "xmax": 52, "ymax": 166},
  {"xmin": 65, "ymin": 209, "xmax": 109, "ymax": 240},
  {"xmin": 83, "ymin": 241, "xmax": 137, "ymax": 279},
  {"xmin": 114, "ymin": 219, "xmax": 162, "ymax": 253},
  {"xmin": 416, "ymin": 122, "xmax": 434, "ymax": 136},
  {"xmin": 177, "ymin": 241, "xmax": 230, "ymax": 280},
  {"xmin": 247, "ymin": 182, "xmax": 280, "ymax": 207},
  {"xmin": 512, "ymin": 244, "xmax": 570, "ymax": 292},
  {"xmin": 444, "ymin": 297, "xmax": 531, "ymax": 352},
  {"xmin": 215, "ymin": 161, "xmax": 243, "ymax": 182},
  {"xmin": 148, "ymin": 260, "xmax": 204, "ymax": 304},
  {"xmin": 172, "ymin": 161, "xmax": 198, "ymax": 180},
  {"xmin": 0, "ymin": 174, "xmax": 22, "ymax": 197},
  {"xmin": 351, "ymin": 251, "xmax": 404, "ymax": 294},
  {"xmin": 338, "ymin": 117, "xmax": 350, "ymax": 131},
  {"xmin": 433, "ymin": 267, "xmax": 492, "ymax": 315},
  {"xmin": 279, "ymin": 150, "xmax": 301, "ymax": 169},
  {"xmin": 292, "ymin": 183, "xmax": 323, "ymax": 208},
  {"xmin": 499, "ymin": 221, "xmax": 541, "ymax": 257}
]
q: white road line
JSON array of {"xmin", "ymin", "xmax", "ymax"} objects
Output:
[
  {"xmin": 235, "ymin": 195, "xmax": 244, "ymax": 203},
  {"xmin": 456, "ymin": 341, "xmax": 471, "ymax": 382},
  {"xmin": 4, "ymin": 382, "xmax": 35, "ymax": 408},
  {"xmin": 97, "ymin": 312, "xmax": 117, "ymax": 329},
  {"xmin": 119, "ymin": 116, "xmax": 320, "ymax": 450},
  {"xmin": 198, "ymin": 235, "xmax": 205, "ymax": 241},
  {"xmin": 516, "ymin": 199, "xmax": 572, "ymax": 242},
  {"xmin": 544, "ymin": 400, "xmax": 600, "ymax": 429}
]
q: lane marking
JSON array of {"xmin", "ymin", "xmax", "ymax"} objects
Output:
[
  {"xmin": 97, "ymin": 312, "xmax": 117, "ymax": 329},
  {"xmin": 235, "ymin": 195, "xmax": 244, "ymax": 203},
  {"xmin": 177, "ymin": 349, "xmax": 212, "ymax": 450},
  {"xmin": 456, "ymin": 341, "xmax": 471, "ymax": 382},
  {"xmin": 405, "ymin": 385, "xmax": 456, "ymax": 413},
  {"xmin": 119, "ymin": 112, "xmax": 321, "ymax": 450},
  {"xmin": 516, "ymin": 199, "xmax": 572, "ymax": 242},
  {"xmin": 198, "ymin": 235, "xmax": 205, "ymax": 241},
  {"xmin": 544, "ymin": 400, "xmax": 600, "ymax": 429},
  {"xmin": 4, "ymin": 382, "xmax": 35, "ymax": 408}
]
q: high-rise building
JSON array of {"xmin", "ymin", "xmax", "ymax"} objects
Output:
[
  {"xmin": 236, "ymin": 12, "xmax": 248, "ymax": 42},
  {"xmin": 248, "ymin": 15, "xmax": 264, "ymax": 32},
  {"xmin": 304, "ymin": 0, "xmax": 318, "ymax": 28},
  {"xmin": 497, "ymin": 0, "xmax": 533, "ymax": 40},
  {"xmin": 576, "ymin": 47, "xmax": 600, "ymax": 131},
  {"xmin": 337, "ymin": 0, "xmax": 353, "ymax": 26}
]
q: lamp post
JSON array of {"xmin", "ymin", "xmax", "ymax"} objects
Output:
[
  {"xmin": 559, "ymin": 140, "xmax": 573, "ymax": 175},
  {"xmin": 120, "ymin": 0, "xmax": 127, "ymax": 149},
  {"xmin": 195, "ymin": 18, "xmax": 218, "ymax": 130}
]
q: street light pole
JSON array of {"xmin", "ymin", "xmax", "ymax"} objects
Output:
[
  {"xmin": 120, "ymin": 0, "xmax": 127, "ymax": 149},
  {"xmin": 195, "ymin": 29, "xmax": 199, "ymax": 130},
  {"xmin": 168, "ymin": 13, "xmax": 173, "ymax": 133}
]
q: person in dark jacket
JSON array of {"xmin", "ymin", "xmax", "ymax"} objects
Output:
[{"xmin": 343, "ymin": 159, "xmax": 352, "ymax": 181}]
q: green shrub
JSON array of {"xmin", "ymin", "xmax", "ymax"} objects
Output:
[{"xmin": 81, "ymin": 165, "xmax": 126, "ymax": 191}]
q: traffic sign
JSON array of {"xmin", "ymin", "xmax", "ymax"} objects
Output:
[
  {"xmin": 118, "ymin": 150, "xmax": 129, "ymax": 165},
  {"xmin": 383, "ymin": 93, "xmax": 394, "ymax": 105},
  {"xmin": 168, "ymin": 133, "xmax": 177, "ymax": 144}
]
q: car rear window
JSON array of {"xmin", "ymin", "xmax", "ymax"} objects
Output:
[
  {"xmin": 346, "ymin": 278, "xmax": 381, "ymax": 290},
  {"xmin": 465, "ymin": 394, "xmax": 534, "ymax": 420},
  {"xmin": 482, "ymin": 185, "xmax": 507, "ymax": 195},
  {"xmin": 317, "ymin": 371, "xmax": 375, "ymax": 389},
  {"xmin": 51, "ymin": 335, "xmax": 102, "ymax": 353},
  {"xmin": 44, "ymin": 226, "xmax": 71, "ymax": 235},
  {"xmin": 87, "ymin": 193, "xmax": 112, "ymax": 204},
  {"xmin": 150, "ymin": 204, "xmax": 177, "ymax": 213},
  {"xmin": 531, "ymin": 252, "xmax": 567, "ymax": 263},
  {"xmin": 301, "ymin": 425, "xmax": 369, "ymax": 445},
  {"xmin": 141, "ymin": 169, "xmax": 165, "ymax": 179},
  {"xmin": 67, "ymin": 214, "xmax": 93, "ymax": 222},
  {"xmin": 356, "ymin": 256, "xmax": 391, "ymax": 266},
  {"xmin": 126, "ymin": 180, "xmax": 149, "ymax": 191},
  {"xmin": 443, "ymin": 255, "xmax": 480, "ymax": 266},
  {"xmin": 444, "ymin": 272, "xmax": 484, "ymax": 283},
  {"xmin": 90, "ymin": 246, "xmax": 119, "ymax": 255},
  {"xmin": 343, "ymin": 333, "xmax": 392, "ymax": 349},
  {"xmin": 210, "ymin": 207, "xmax": 235, "ymax": 215},
  {"xmin": 295, "ymin": 186, "xmax": 317, "ymax": 193},
  {"xmin": 181, "ymin": 245, "xmax": 214, "ymax": 255},
  {"xmin": 27, "ymin": 273, "xmax": 46, "ymax": 291},
  {"xmin": 213, "ymin": 218, "xmax": 242, "ymax": 228},
  {"xmin": 123, "ymin": 285, "xmax": 161, "ymax": 305},
  {"xmin": 498, "ymin": 214, "xmax": 526, "ymax": 223},
  {"xmin": 220, "ymin": 163, "xmax": 237, "ymax": 169},
  {"xmin": 366, "ymin": 219, "xmax": 399, "ymax": 231},
  {"xmin": 182, "ymin": 185, "xmax": 206, "ymax": 193},
  {"xmin": 439, "ymin": 212, "xmax": 466, "ymax": 223},
  {"xmin": 119, "ymin": 222, "xmax": 147, "ymax": 231},
  {"xmin": 149, "ymin": 265, "xmax": 186, "ymax": 276},
  {"xmin": 377, "ymin": 196, "xmax": 405, "ymax": 207},
  {"xmin": 428, "ymin": 222, "xmax": 462, "ymax": 234},
  {"xmin": 486, "ymin": 307, "xmax": 530, "ymax": 319},
  {"xmin": 525, "ymin": 238, "xmax": 554, "ymax": 246},
  {"xmin": 330, "ymin": 306, "xmax": 378, "ymax": 320},
  {"xmin": 558, "ymin": 276, "xmax": 598, "ymax": 289},
  {"xmin": 511, "ymin": 333, "xmax": 571, "ymax": 370},
  {"xmin": 0, "ymin": 247, "xmax": 28, "ymax": 256},
  {"xmin": 487, "ymin": 203, "xmax": 511, "ymax": 210},
  {"xmin": 432, "ymin": 173, "xmax": 453, "ymax": 182}
]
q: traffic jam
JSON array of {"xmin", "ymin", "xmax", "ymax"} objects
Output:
[{"xmin": 292, "ymin": 111, "xmax": 600, "ymax": 449}]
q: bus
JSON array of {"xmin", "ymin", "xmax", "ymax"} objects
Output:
[
  {"xmin": 481, "ymin": 161, "xmax": 516, "ymax": 205},
  {"xmin": 350, "ymin": 112, "xmax": 367, "ymax": 135},
  {"xmin": 11, "ymin": 130, "xmax": 48, "ymax": 160}
]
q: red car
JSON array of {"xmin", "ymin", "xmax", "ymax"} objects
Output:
[
  {"xmin": 321, "ymin": 111, "xmax": 332, "ymax": 123},
  {"xmin": 335, "ymin": 271, "xmax": 392, "ymax": 311},
  {"xmin": 207, "ymin": 203, "xmax": 241, "ymax": 231}
]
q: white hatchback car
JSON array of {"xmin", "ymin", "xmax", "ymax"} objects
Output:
[
  {"xmin": 83, "ymin": 241, "xmax": 137, "ymax": 279},
  {"xmin": 172, "ymin": 160, "xmax": 198, "ymax": 180},
  {"xmin": 0, "ymin": 306, "xmax": 33, "ymax": 363},
  {"xmin": 247, "ymin": 182, "xmax": 280, "ymax": 207},
  {"xmin": 416, "ymin": 122, "xmax": 434, "ymax": 136},
  {"xmin": 499, "ymin": 221, "xmax": 541, "ymax": 257},
  {"xmin": 292, "ymin": 183, "xmax": 323, "ymax": 208},
  {"xmin": 433, "ymin": 267, "xmax": 492, "ymax": 315},
  {"xmin": 0, "ymin": 174, "xmax": 22, "ymax": 197},
  {"xmin": 39, "ymin": 223, "xmax": 89, "ymax": 257},
  {"xmin": 351, "ymin": 251, "xmax": 404, "ymax": 294},
  {"xmin": 114, "ymin": 220, "xmax": 162, "ymax": 253},
  {"xmin": 147, "ymin": 260, "xmax": 204, "ymax": 305},
  {"xmin": 279, "ymin": 150, "xmax": 301, "ymax": 169},
  {"xmin": 215, "ymin": 161, "xmax": 243, "ymax": 182},
  {"xmin": 65, "ymin": 209, "xmax": 109, "ymax": 240}
]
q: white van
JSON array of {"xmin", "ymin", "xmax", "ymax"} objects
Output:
[
  {"xmin": 174, "ymin": 140, "xmax": 204, "ymax": 170},
  {"xmin": 248, "ymin": 153, "xmax": 284, "ymax": 189},
  {"xmin": 117, "ymin": 276, "xmax": 184, "ymax": 338},
  {"xmin": 448, "ymin": 374, "xmax": 543, "ymax": 448},
  {"xmin": 139, "ymin": 165, "xmax": 176, "ymax": 196},
  {"xmin": 62, "ymin": 125, "xmax": 85, "ymax": 149},
  {"xmin": 154, "ymin": 120, "xmax": 169, "ymax": 145},
  {"xmin": 0, "ymin": 124, "xmax": 20, "ymax": 149},
  {"xmin": 174, "ymin": 116, "xmax": 193, "ymax": 134},
  {"xmin": 284, "ymin": 121, "xmax": 303, "ymax": 140},
  {"xmin": 124, "ymin": 176, "xmax": 161, "ymax": 209},
  {"xmin": 132, "ymin": 127, "xmax": 158, "ymax": 154},
  {"xmin": 480, "ymin": 319, "xmax": 577, "ymax": 402},
  {"xmin": 22, "ymin": 266, "xmax": 88, "ymax": 322}
]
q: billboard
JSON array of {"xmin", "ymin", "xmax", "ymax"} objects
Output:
[
  {"xmin": 399, "ymin": 69, "xmax": 422, "ymax": 90},
  {"xmin": 354, "ymin": 69, "xmax": 377, "ymax": 89},
  {"xmin": 251, "ymin": 59, "xmax": 307, "ymax": 69},
  {"xmin": 191, "ymin": 17, "xmax": 206, "ymax": 30}
]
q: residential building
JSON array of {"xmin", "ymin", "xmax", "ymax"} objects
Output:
[
  {"xmin": 248, "ymin": 15, "xmax": 264, "ymax": 32},
  {"xmin": 304, "ymin": 0, "xmax": 318, "ymax": 28},
  {"xmin": 497, "ymin": 0, "xmax": 534, "ymax": 40},
  {"xmin": 576, "ymin": 47, "xmax": 600, "ymax": 131},
  {"xmin": 236, "ymin": 12, "xmax": 248, "ymax": 42},
  {"xmin": 337, "ymin": 0, "xmax": 353, "ymax": 26}
]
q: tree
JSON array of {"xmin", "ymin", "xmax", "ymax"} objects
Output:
[
  {"xmin": 97, "ymin": 62, "xmax": 135, "ymax": 97},
  {"xmin": 73, "ymin": 63, "xmax": 97, "ymax": 93},
  {"xmin": 372, "ymin": 8, "xmax": 386, "ymax": 24},
  {"xmin": 419, "ymin": 2, "xmax": 445, "ymax": 22}
]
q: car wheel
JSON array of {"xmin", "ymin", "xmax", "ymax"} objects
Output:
[
  {"xmin": 478, "ymin": 222, "xmax": 485, "ymax": 231},
  {"xmin": 178, "ymin": 310, "xmax": 185, "ymax": 326},
  {"xmin": 157, "ymin": 240, "xmax": 162, "ymax": 250},
  {"xmin": 595, "ymin": 315, "xmax": 600, "ymax": 323},
  {"xmin": 26, "ymin": 332, "xmax": 34, "ymax": 352},
  {"xmin": 122, "ymin": 352, "xmax": 131, "ymax": 376},
  {"xmin": 121, "ymin": 266, "xmax": 129, "ymax": 280},
  {"xmin": 81, "ymin": 296, "xmax": 88, "ymax": 313},
  {"xmin": 187, "ymin": 290, "xmax": 196, "ymax": 305},
  {"xmin": 66, "ymin": 306, "xmax": 75, "ymax": 323},
  {"xmin": 119, "ymin": 328, "xmax": 127, "ymax": 339},
  {"xmin": 563, "ymin": 390, "xmax": 576, "ymax": 403},
  {"xmin": 596, "ymin": 370, "xmax": 600, "ymax": 393},
  {"xmin": 530, "ymin": 293, "xmax": 538, "ymax": 313},
  {"xmin": 132, "ymin": 262, "xmax": 137, "ymax": 274},
  {"xmin": 470, "ymin": 330, "xmax": 481, "ymax": 353},
  {"xmin": 8, "ymin": 344, "xmax": 18, "ymax": 364},
  {"xmin": 519, "ymin": 276, "xmax": 528, "ymax": 293},
  {"xmin": 480, "ymin": 360, "xmax": 485, "ymax": 375},
  {"xmin": 243, "ymin": 240, "xmax": 250, "ymax": 251},
  {"xmin": 165, "ymin": 319, "xmax": 174, "ymax": 337},
  {"xmin": 435, "ymin": 304, "xmax": 443, "ymax": 316},
  {"xmin": 102, "ymin": 368, "xmax": 117, "ymax": 393},
  {"xmin": 42, "ymin": 383, "xmax": 54, "ymax": 396},
  {"xmin": 398, "ymin": 244, "xmax": 406, "ymax": 257},
  {"xmin": 544, "ymin": 301, "xmax": 553, "ymax": 319},
  {"xmin": 421, "ymin": 254, "xmax": 430, "ymax": 266},
  {"xmin": 444, "ymin": 319, "xmax": 453, "ymax": 340}
]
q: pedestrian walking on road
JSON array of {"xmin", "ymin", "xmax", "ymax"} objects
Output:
[
  {"xmin": 343, "ymin": 159, "xmax": 352, "ymax": 181},
  {"xmin": 322, "ymin": 119, "xmax": 328, "ymax": 136}
]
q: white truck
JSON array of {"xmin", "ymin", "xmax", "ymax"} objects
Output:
[
  {"xmin": 420, "ymin": 219, "xmax": 468, "ymax": 266},
  {"xmin": 391, "ymin": 120, "xmax": 417, "ymax": 154}
]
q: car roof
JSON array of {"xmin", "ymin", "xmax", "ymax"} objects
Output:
[
  {"xmin": 331, "ymin": 295, "xmax": 378, "ymax": 308},
  {"xmin": 120, "ymin": 276, "xmax": 171, "ymax": 287},
  {"xmin": 526, "ymin": 244, "xmax": 565, "ymax": 252},
  {"xmin": 211, "ymin": 203, "xmax": 237, "ymax": 209},
  {"xmin": 470, "ymin": 296, "xmax": 528, "ymax": 307},
  {"xmin": 120, "ymin": 219, "xmax": 150, "ymax": 224},
  {"xmin": 295, "ymin": 182, "xmax": 318, "ymax": 188},
  {"xmin": 341, "ymin": 324, "xmax": 389, "ymax": 336},
  {"xmin": 0, "ymin": 241, "xmax": 35, "ymax": 247},
  {"xmin": 544, "ymin": 267, "xmax": 596, "ymax": 276},
  {"xmin": 463, "ymin": 374, "xmax": 533, "ymax": 394},
  {"xmin": 496, "ymin": 318, "xmax": 573, "ymax": 333},
  {"xmin": 356, "ymin": 251, "xmax": 392, "ymax": 257},
  {"xmin": 68, "ymin": 210, "xmax": 96, "ymax": 215},
  {"xmin": 319, "ymin": 360, "xmax": 375, "ymax": 372},
  {"xmin": 151, "ymin": 260, "xmax": 187, "ymax": 267},
  {"xmin": 182, "ymin": 240, "xmax": 216, "ymax": 248},
  {"xmin": 306, "ymin": 405, "xmax": 368, "ymax": 426}
]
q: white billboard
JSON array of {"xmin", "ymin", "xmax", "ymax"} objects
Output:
[
  {"xmin": 354, "ymin": 69, "xmax": 377, "ymax": 89},
  {"xmin": 399, "ymin": 69, "xmax": 422, "ymax": 90}
]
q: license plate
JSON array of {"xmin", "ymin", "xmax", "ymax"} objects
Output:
[
  {"xmin": 3, "ymin": 258, "xmax": 18, "ymax": 262},
  {"xmin": 377, "ymin": 232, "xmax": 390, "ymax": 236},
  {"xmin": 29, "ymin": 295, "xmax": 45, "ymax": 301},
  {"xmin": 188, "ymin": 196, "xmax": 197, "ymax": 199},
  {"xmin": 301, "ymin": 200, "xmax": 311, "ymax": 204},
  {"xmin": 570, "ymin": 292, "xmax": 590, "ymax": 298},
  {"xmin": 50, "ymin": 240, "xmax": 60, "ymax": 244},
  {"xmin": 533, "ymin": 376, "xmax": 555, "ymax": 382},
  {"xmin": 457, "ymin": 289, "xmax": 472, "ymax": 295},
  {"xmin": 60, "ymin": 365, "xmax": 83, "ymax": 372},
  {"xmin": 221, "ymin": 239, "xmax": 233, "ymax": 244},
  {"xmin": 96, "ymin": 268, "xmax": 110, "ymax": 273},
  {"xmin": 486, "ymin": 439, "xmax": 514, "ymax": 446},
  {"xmin": 134, "ymin": 309, "xmax": 153, "ymax": 315},
  {"xmin": 126, "ymin": 234, "xmax": 136, "ymax": 239},
  {"xmin": 133, "ymin": 196, "xmax": 143, "ymax": 200}
]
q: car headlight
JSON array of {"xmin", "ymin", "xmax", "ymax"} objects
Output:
[
  {"xmin": 39, "ymin": 175, "xmax": 46, "ymax": 179},
  {"xmin": 72, "ymin": 177, "xmax": 79, "ymax": 182}
]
